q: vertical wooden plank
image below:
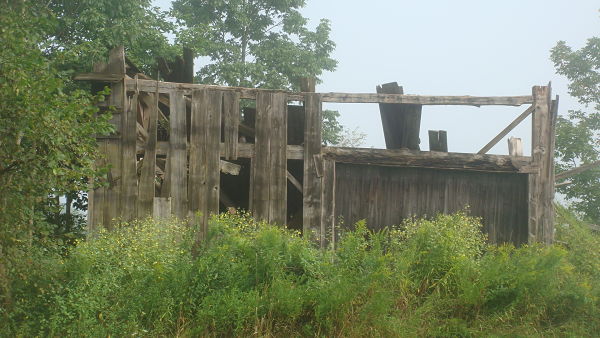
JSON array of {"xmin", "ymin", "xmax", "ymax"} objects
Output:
[
  {"xmin": 189, "ymin": 89, "xmax": 222, "ymax": 239},
  {"xmin": 303, "ymin": 93, "xmax": 323, "ymax": 239},
  {"xmin": 204, "ymin": 90, "xmax": 223, "ymax": 229},
  {"xmin": 251, "ymin": 92, "xmax": 272, "ymax": 221},
  {"xmin": 321, "ymin": 159, "xmax": 336, "ymax": 248},
  {"xmin": 250, "ymin": 92, "xmax": 288, "ymax": 224},
  {"xmin": 188, "ymin": 89, "xmax": 206, "ymax": 220},
  {"xmin": 169, "ymin": 90, "xmax": 188, "ymax": 219},
  {"xmin": 104, "ymin": 141, "xmax": 121, "ymax": 228},
  {"xmin": 223, "ymin": 91, "xmax": 241, "ymax": 160},
  {"xmin": 377, "ymin": 82, "xmax": 422, "ymax": 150},
  {"xmin": 529, "ymin": 85, "xmax": 554, "ymax": 244},
  {"xmin": 153, "ymin": 197, "xmax": 172, "ymax": 219},
  {"xmin": 121, "ymin": 93, "xmax": 138, "ymax": 221},
  {"xmin": 89, "ymin": 142, "xmax": 107, "ymax": 231},
  {"xmin": 269, "ymin": 93, "xmax": 288, "ymax": 225},
  {"xmin": 137, "ymin": 86, "xmax": 159, "ymax": 218},
  {"xmin": 428, "ymin": 130, "xmax": 448, "ymax": 152},
  {"xmin": 438, "ymin": 130, "xmax": 448, "ymax": 152}
]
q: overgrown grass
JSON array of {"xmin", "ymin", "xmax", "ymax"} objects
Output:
[{"xmin": 2, "ymin": 211, "xmax": 599, "ymax": 336}]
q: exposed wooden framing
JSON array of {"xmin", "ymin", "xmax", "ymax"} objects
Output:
[
  {"xmin": 320, "ymin": 93, "xmax": 534, "ymax": 106},
  {"xmin": 84, "ymin": 48, "xmax": 559, "ymax": 249},
  {"xmin": 478, "ymin": 105, "xmax": 534, "ymax": 154},
  {"xmin": 528, "ymin": 85, "xmax": 554, "ymax": 244},
  {"xmin": 321, "ymin": 159, "xmax": 336, "ymax": 249},
  {"xmin": 323, "ymin": 147, "xmax": 535, "ymax": 173},
  {"xmin": 508, "ymin": 137, "xmax": 523, "ymax": 157},
  {"xmin": 223, "ymin": 91, "xmax": 241, "ymax": 160},
  {"xmin": 250, "ymin": 92, "xmax": 288, "ymax": 224},
  {"xmin": 153, "ymin": 142, "xmax": 304, "ymax": 160},
  {"xmin": 377, "ymin": 82, "xmax": 421, "ymax": 150},
  {"xmin": 555, "ymin": 160, "xmax": 600, "ymax": 181},
  {"xmin": 137, "ymin": 81, "xmax": 159, "ymax": 218},
  {"xmin": 121, "ymin": 93, "xmax": 138, "ymax": 221},
  {"xmin": 303, "ymin": 92, "xmax": 323, "ymax": 238},
  {"xmin": 428, "ymin": 130, "xmax": 448, "ymax": 152},
  {"xmin": 169, "ymin": 90, "xmax": 188, "ymax": 219},
  {"xmin": 123, "ymin": 79, "xmax": 533, "ymax": 106}
]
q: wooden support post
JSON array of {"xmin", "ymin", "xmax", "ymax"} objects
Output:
[
  {"xmin": 169, "ymin": 90, "xmax": 188, "ymax": 219},
  {"xmin": 303, "ymin": 92, "xmax": 323, "ymax": 239},
  {"xmin": 377, "ymin": 82, "xmax": 422, "ymax": 150},
  {"xmin": 508, "ymin": 137, "xmax": 523, "ymax": 157},
  {"xmin": 528, "ymin": 85, "xmax": 555, "ymax": 244},
  {"xmin": 250, "ymin": 92, "xmax": 288, "ymax": 224},
  {"xmin": 428, "ymin": 130, "xmax": 448, "ymax": 152},
  {"xmin": 100, "ymin": 46, "xmax": 126, "ymax": 229}
]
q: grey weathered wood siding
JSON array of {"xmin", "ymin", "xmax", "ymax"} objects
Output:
[{"xmin": 334, "ymin": 163, "xmax": 529, "ymax": 245}]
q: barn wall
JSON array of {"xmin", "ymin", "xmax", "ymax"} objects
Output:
[{"xmin": 334, "ymin": 163, "xmax": 529, "ymax": 245}]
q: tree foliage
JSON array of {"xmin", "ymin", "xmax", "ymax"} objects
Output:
[
  {"xmin": 551, "ymin": 36, "xmax": 600, "ymax": 222},
  {"xmin": 45, "ymin": 0, "xmax": 176, "ymax": 75},
  {"xmin": 172, "ymin": 0, "xmax": 337, "ymax": 90},
  {"xmin": 0, "ymin": 0, "xmax": 112, "ymax": 309}
]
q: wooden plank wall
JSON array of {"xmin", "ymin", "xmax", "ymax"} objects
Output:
[
  {"xmin": 250, "ymin": 92, "xmax": 288, "ymax": 225},
  {"xmin": 334, "ymin": 163, "xmax": 529, "ymax": 245}
]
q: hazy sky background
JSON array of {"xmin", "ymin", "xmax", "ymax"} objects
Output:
[{"xmin": 155, "ymin": 0, "xmax": 599, "ymax": 155}]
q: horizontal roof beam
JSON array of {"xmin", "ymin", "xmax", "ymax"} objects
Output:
[
  {"xmin": 117, "ymin": 79, "xmax": 533, "ymax": 106},
  {"xmin": 323, "ymin": 147, "xmax": 536, "ymax": 173}
]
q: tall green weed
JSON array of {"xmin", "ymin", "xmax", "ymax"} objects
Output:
[{"xmin": 3, "ymin": 211, "xmax": 599, "ymax": 336}]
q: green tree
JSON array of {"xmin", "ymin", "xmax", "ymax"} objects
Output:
[
  {"xmin": 46, "ymin": 0, "xmax": 177, "ymax": 76},
  {"xmin": 551, "ymin": 36, "xmax": 600, "ymax": 222},
  {"xmin": 0, "ymin": 0, "xmax": 112, "ymax": 308},
  {"xmin": 171, "ymin": 0, "xmax": 362, "ymax": 145},
  {"xmin": 171, "ymin": 0, "xmax": 337, "ymax": 89}
]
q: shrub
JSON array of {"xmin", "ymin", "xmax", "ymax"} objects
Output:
[{"xmin": 2, "ymin": 211, "xmax": 599, "ymax": 336}]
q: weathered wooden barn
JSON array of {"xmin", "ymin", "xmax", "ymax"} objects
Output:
[{"xmin": 79, "ymin": 47, "xmax": 557, "ymax": 246}]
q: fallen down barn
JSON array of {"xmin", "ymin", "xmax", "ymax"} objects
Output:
[{"xmin": 81, "ymin": 47, "xmax": 557, "ymax": 245}]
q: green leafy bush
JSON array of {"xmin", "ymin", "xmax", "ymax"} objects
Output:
[{"xmin": 3, "ymin": 211, "xmax": 599, "ymax": 336}]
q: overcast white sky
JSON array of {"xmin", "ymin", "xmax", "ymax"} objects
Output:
[{"xmin": 155, "ymin": 0, "xmax": 599, "ymax": 154}]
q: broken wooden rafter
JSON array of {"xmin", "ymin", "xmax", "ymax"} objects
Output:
[
  {"xmin": 555, "ymin": 160, "xmax": 600, "ymax": 181},
  {"xmin": 478, "ymin": 105, "xmax": 534, "ymax": 154}
]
